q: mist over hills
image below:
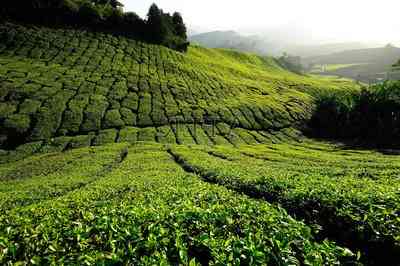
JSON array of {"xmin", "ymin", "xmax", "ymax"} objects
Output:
[
  {"xmin": 190, "ymin": 30, "xmax": 400, "ymax": 82},
  {"xmin": 306, "ymin": 44, "xmax": 400, "ymax": 82},
  {"xmin": 189, "ymin": 30, "xmax": 377, "ymax": 57},
  {"xmin": 304, "ymin": 44, "xmax": 400, "ymax": 65}
]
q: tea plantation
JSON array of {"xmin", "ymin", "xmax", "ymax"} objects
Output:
[
  {"xmin": 1, "ymin": 23, "xmax": 398, "ymax": 265},
  {"xmin": 0, "ymin": 23, "xmax": 356, "ymax": 153}
]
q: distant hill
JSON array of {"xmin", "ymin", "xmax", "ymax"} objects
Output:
[
  {"xmin": 189, "ymin": 31, "xmax": 278, "ymax": 55},
  {"xmin": 189, "ymin": 31, "xmax": 381, "ymax": 59},
  {"xmin": 305, "ymin": 44, "xmax": 400, "ymax": 83},
  {"xmin": 284, "ymin": 42, "xmax": 371, "ymax": 58},
  {"xmin": 305, "ymin": 44, "xmax": 400, "ymax": 65}
]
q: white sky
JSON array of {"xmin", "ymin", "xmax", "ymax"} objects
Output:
[{"xmin": 120, "ymin": 0, "xmax": 400, "ymax": 44}]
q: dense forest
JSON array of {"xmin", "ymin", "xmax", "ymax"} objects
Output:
[{"xmin": 0, "ymin": 0, "xmax": 189, "ymax": 51}]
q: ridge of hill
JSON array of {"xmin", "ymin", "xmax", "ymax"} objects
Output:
[
  {"xmin": 190, "ymin": 31, "xmax": 374, "ymax": 57},
  {"xmin": 0, "ymin": 23, "xmax": 357, "ymax": 156},
  {"xmin": 305, "ymin": 44, "xmax": 400, "ymax": 65},
  {"xmin": 189, "ymin": 30, "xmax": 272, "ymax": 55},
  {"xmin": 305, "ymin": 44, "xmax": 400, "ymax": 82}
]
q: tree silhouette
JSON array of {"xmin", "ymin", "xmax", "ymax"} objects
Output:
[
  {"xmin": 146, "ymin": 3, "xmax": 167, "ymax": 44},
  {"xmin": 172, "ymin": 12, "xmax": 187, "ymax": 39}
]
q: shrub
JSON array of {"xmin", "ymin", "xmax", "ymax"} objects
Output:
[
  {"xmin": 19, "ymin": 99, "xmax": 41, "ymax": 115},
  {"xmin": 4, "ymin": 114, "xmax": 31, "ymax": 134},
  {"xmin": 68, "ymin": 134, "xmax": 94, "ymax": 149},
  {"xmin": 103, "ymin": 109, "xmax": 124, "ymax": 128},
  {"xmin": 309, "ymin": 81, "xmax": 400, "ymax": 147},
  {"xmin": 93, "ymin": 129, "xmax": 118, "ymax": 146},
  {"xmin": 137, "ymin": 127, "xmax": 157, "ymax": 142},
  {"xmin": 118, "ymin": 127, "xmax": 138, "ymax": 143},
  {"xmin": 81, "ymin": 95, "xmax": 109, "ymax": 132},
  {"xmin": 120, "ymin": 107, "xmax": 136, "ymax": 126},
  {"xmin": 0, "ymin": 103, "xmax": 17, "ymax": 119},
  {"xmin": 121, "ymin": 92, "xmax": 138, "ymax": 110},
  {"xmin": 30, "ymin": 90, "xmax": 74, "ymax": 141},
  {"xmin": 40, "ymin": 136, "xmax": 72, "ymax": 153},
  {"xmin": 67, "ymin": 97, "xmax": 91, "ymax": 131},
  {"xmin": 156, "ymin": 126, "xmax": 176, "ymax": 143}
]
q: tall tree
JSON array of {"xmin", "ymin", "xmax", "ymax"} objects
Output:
[
  {"xmin": 172, "ymin": 12, "xmax": 187, "ymax": 39},
  {"xmin": 146, "ymin": 3, "xmax": 167, "ymax": 44}
]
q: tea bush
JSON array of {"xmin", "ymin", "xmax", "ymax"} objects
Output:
[{"xmin": 0, "ymin": 143, "xmax": 358, "ymax": 265}]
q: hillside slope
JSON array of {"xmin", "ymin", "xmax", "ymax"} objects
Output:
[
  {"xmin": 305, "ymin": 44, "xmax": 400, "ymax": 65},
  {"xmin": 0, "ymin": 23, "xmax": 356, "ymax": 155},
  {"xmin": 306, "ymin": 45, "xmax": 400, "ymax": 82}
]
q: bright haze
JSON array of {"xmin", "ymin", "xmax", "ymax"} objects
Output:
[{"xmin": 120, "ymin": 0, "xmax": 400, "ymax": 46}]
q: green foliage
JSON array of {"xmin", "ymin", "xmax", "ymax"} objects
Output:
[
  {"xmin": 0, "ymin": 23, "xmax": 357, "ymax": 149},
  {"xmin": 68, "ymin": 134, "xmax": 94, "ymax": 149},
  {"xmin": 19, "ymin": 99, "xmax": 41, "ymax": 115},
  {"xmin": 40, "ymin": 136, "xmax": 72, "ymax": 153},
  {"xmin": 2, "ymin": 1, "xmax": 188, "ymax": 52},
  {"xmin": 104, "ymin": 109, "xmax": 124, "ymax": 128},
  {"xmin": 93, "ymin": 129, "xmax": 118, "ymax": 145},
  {"xmin": 0, "ymin": 10, "xmax": 397, "ymax": 266},
  {"xmin": 117, "ymin": 127, "xmax": 138, "ymax": 143},
  {"xmin": 0, "ymin": 143, "xmax": 358, "ymax": 264},
  {"xmin": 310, "ymin": 81, "xmax": 400, "ymax": 146},
  {"xmin": 146, "ymin": 4, "xmax": 188, "ymax": 51},
  {"xmin": 0, "ymin": 103, "xmax": 17, "ymax": 119},
  {"xmin": 137, "ymin": 127, "xmax": 157, "ymax": 142},
  {"xmin": 81, "ymin": 95, "xmax": 109, "ymax": 132},
  {"xmin": 4, "ymin": 114, "xmax": 30, "ymax": 134},
  {"xmin": 172, "ymin": 12, "xmax": 187, "ymax": 39},
  {"xmin": 170, "ymin": 141, "xmax": 400, "ymax": 264},
  {"xmin": 120, "ymin": 107, "xmax": 136, "ymax": 126}
]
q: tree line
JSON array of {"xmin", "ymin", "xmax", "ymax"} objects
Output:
[{"xmin": 1, "ymin": 1, "xmax": 189, "ymax": 52}]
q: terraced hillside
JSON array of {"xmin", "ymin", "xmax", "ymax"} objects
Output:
[
  {"xmin": 2, "ymin": 23, "xmax": 399, "ymax": 265},
  {"xmin": 0, "ymin": 23, "xmax": 356, "ymax": 156}
]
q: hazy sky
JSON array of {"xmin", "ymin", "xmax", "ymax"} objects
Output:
[{"xmin": 121, "ymin": 0, "xmax": 400, "ymax": 44}]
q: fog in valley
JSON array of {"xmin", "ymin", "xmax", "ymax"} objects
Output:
[{"xmin": 122, "ymin": 0, "xmax": 400, "ymax": 52}]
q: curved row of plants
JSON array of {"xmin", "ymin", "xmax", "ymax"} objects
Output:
[
  {"xmin": 0, "ymin": 23, "xmax": 352, "ymax": 150},
  {"xmin": 0, "ymin": 144, "xmax": 355, "ymax": 264},
  {"xmin": 169, "ymin": 142, "xmax": 400, "ymax": 265}
]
